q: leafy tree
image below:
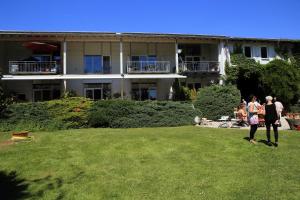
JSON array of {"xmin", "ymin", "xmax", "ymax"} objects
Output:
[
  {"xmin": 225, "ymin": 54, "xmax": 264, "ymax": 101},
  {"xmin": 0, "ymin": 73, "xmax": 9, "ymax": 116},
  {"xmin": 262, "ymin": 59, "xmax": 300, "ymax": 108}
]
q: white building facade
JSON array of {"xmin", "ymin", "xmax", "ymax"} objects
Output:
[{"xmin": 0, "ymin": 31, "xmax": 296, "ymax": 102}]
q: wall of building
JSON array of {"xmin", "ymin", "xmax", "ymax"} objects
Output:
[
  {"xmin": 67, "ymin": 41, "xmax": 121, "ymax": 74},
  {"xmin": 228, "ymin": 42, "xmax": 279, "ymax": 64}
]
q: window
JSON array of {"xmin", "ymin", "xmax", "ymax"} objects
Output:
[
  {"xmin": 33, "ymin": 55, "xmax": 51, "ymax": 62},
  {"xmin": 84, "ymin": 55, "xmax": 102, "ymax": 73},
  {"xmin": 244, "ymin": 46, "xmax": 252, "ymax": 58},
  {"xmin": 132, "ymin": 83, "xmax": 157, "ymax": 101},
  {"xmin": 33, "ymin": 84, "xmax": 60, "ymax": 102},
  {"xmin": 131, "ymin": 55, "xmax": 157, "ymax": 71},
  {"xmin": 261, "ymin": 47, "xmax": 268, "ymax": 58},
  {"xmin": 131, "ymin": 55, "xmax": 157, "ymax": 62},
  {"xmin": 84, "ymin": 83, "xmax": 111, "ymax": 100}
]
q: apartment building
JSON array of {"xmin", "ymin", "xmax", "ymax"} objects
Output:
[{"xmin": 0, "ymin": 31, "xmax": 297, "ymax": 102}]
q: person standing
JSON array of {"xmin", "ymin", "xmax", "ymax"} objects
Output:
[
  {"xmin": 248, "ymin": 95, "xmax": 260, "ymax": 144},
  {"xmin": 274, "ymin": 97, "xmax": 284, "ymax": 126},
  {"xmin": 264, "ymin": 96, "xmax": 279, "ymax": 147}
]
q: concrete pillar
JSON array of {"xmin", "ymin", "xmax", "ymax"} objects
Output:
[
  {"xmin": 63, "ymin": 41, "xmax": 67, "ymax": 91},
  {"xmin": 175, "ymin": 41, "xmax": 179, "ymax": 73},
  {"xmin": 120, "ymin": 40, "xmax": 124, "ymax": 99},
  {"xmin": 218, "ymin": 41, "xmax": 226, "ymax": 85}
]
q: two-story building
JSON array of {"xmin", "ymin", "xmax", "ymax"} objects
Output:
[{"xmin": 0, "ymin": 31, "xmax": 297, "ymax": 102}]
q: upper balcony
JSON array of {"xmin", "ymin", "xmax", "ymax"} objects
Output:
[
  {"xmin": 127, "ymin": 61, "xmax": 170, "ymax": 74},
  {"xmin": 179, "ymin": 61, "xmax": 219, "ymax": 73},
  {"xmin": 9, "ymin": 61, "xmax": 58, "ymax": 74}
]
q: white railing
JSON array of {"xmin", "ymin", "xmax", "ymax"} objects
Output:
[
  {"xmin": 127, "ymin": 61, "xmax": 170, "ymax": 73},
  {"xmin": 179, "ymin": 61, "xmax": 219, "ymax": 73},
  {"xmin": 9, "ymin": 61, "xmax": 58, "ymax": 74}
]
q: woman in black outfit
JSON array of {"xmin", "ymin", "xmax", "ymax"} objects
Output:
[{"xmin": 264, "ymin": 96, "xmax": 279, "ymax": 147}]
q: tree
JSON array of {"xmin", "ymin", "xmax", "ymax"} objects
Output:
[
  {"xmin": 262, "ymin": 59, "xmax": 300, "ymax": 108},
  {"xmin": 225, "ymin": 54, "xmax": 264, "ymax": 101},
  {"xmin": 0, "ymin": 73, "xmax": 7, "ymax": 116}
]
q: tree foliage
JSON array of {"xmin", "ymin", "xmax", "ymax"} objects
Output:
[
  {"xmin": 225, "ymin": 54, "xmax": 264, "ymax": 100},
  {"xmin": 262, "ymin": 59, "xmax": 300, "ymax": 107},
  {"xmin": 0, "ymin": 73, "xmax": 9, "ymax": 117},
  {"xmin": 225, "ymin": 53, "xmax": 300, "ymax": 108}
]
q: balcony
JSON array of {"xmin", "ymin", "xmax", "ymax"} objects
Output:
[
  {"xmin": 127, "ymin": 61, "xmax": 170, "ymax": 74},
  {"xmin": 9, "ymin": 61, "xmax": 58, "ymax": 75},
  {"xmin": 179, "ymin": 61, "xmax": 219, "ymax": 73}
]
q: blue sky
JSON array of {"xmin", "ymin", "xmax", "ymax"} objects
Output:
[{"xmin": 0, "ymin": 0, "xmax": 299, "ymax": 39}]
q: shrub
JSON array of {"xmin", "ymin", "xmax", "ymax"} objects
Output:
[
  {"xmin": 88, "ymin": 100, "xmax": 200, "ymax": 128},
  {"xmin": 0, "ymin": 97, "xmax": 91, "ymax": 131},
  {"xmin": 194, "ymin": 85, "xmax": 241, "ymax": 120}
]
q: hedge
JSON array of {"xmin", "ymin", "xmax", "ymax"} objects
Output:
[
  {"xmin": 0, "ymin": 97, "xmax": 91, "ymax": 131},
  {"xmin": 0, "ymin": 98, "xmax": 200, "ymax": 131},
  {"xmin": 88, "ymin": 100, "xmax": 200, "ymax": 128}
]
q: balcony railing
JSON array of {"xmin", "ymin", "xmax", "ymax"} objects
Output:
[
  {"xmin": 179, "ymin": 61, "xmax": 219, "ymax": 73},
  {"xmin": 127, "ymin": 61, "xmax": 170, "ymax": 73},
  {"xmin": 9, "ymin": 61, "xmax": 58, "ymax": 74}
]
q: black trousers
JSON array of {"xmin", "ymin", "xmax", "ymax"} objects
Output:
[
  {"xmin": 265, "ymin": 122, "xmax": 278, "ymax": 142},
  {"xmin": 249, "ymin": 124, "xmax": 258, "ymax": 140}
]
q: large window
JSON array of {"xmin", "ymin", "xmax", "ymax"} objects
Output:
[
  {"xmin": 32, "ymin": 55, "xmax": 51, "ymax": 61},
  {"xmin": 84, "ymin": 55, "xmax": 102, "ymax": 73},
  {"xmin": 132, "ymin": 83, "xmax": 157, "ymax": 101},
  {"xmin": 261, "ymin": 47, "xmax": 268, "ymax": 58},
  {"xmin": 84, "ymin": 83, "xmax": 111, "ymax": 100},
  {"xmin": 84, "ymin": 55, "xmax": 110, "ymax": 74},
  {"xmin": 131, "ymin": 55, "xmax": 157, "ymax": 62},
  {"xmin": 244, "ymin": 46, "xmax": 252, "ymax": 58}
]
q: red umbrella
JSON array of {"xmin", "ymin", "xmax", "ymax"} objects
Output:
[{"xmin": 22, "ymin": 42, "xmax": 58, "ymax": 53}]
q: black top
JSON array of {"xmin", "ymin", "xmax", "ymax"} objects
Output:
[{"xmin": 264, "ymin": 104, "xmax": 278, "ymax": 123}]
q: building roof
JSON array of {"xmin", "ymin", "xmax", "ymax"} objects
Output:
[{"xmin": 0, "ymin": 30, "xmax": 299, "ymax": 43}]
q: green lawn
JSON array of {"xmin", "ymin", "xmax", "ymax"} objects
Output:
[{"xmin": 0, "ymin": 127, "xmax": 299, "ymax": 200}]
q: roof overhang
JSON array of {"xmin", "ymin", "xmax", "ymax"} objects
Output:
[{"xmin": 1, "ymin": 74, "xmax": 186, "ymax": 80}]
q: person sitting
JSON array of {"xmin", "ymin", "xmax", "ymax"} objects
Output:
[{"xmin": 237, "ymin": 104, "xmax": 248, "ymax": 126}]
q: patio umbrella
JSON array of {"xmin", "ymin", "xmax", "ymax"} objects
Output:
[{"xmin": 22, "ymin": 42, "xmax": 58, "ymax": 53}]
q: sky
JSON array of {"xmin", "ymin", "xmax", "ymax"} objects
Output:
[{"xmin": 0, "ymin": 0, "xmax": 299, "ymax": 39}]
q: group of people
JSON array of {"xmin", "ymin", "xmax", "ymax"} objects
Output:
[{"xmin": 237, "ymin": 95, "xmax": 284, "ymax": 147}]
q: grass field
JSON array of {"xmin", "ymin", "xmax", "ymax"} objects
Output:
[{"xmin": 0, "ymin": 127, "xmax": 299, "ymax": 200}]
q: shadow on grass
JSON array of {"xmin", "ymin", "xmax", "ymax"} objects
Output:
[
  {"xmin": 0, "ymin": 171, "xmax": 30, "ymax": 200},
  {"xmin": 258, "ymin": 139, "xmax": 269, "ymax": 146},
  {"xmin": 0, "ymin": 170, "xmax": 69, "ymax": 200},
  {"xmin": 243, "ymin": 137, "xmax": 250, "ymax": 141}
]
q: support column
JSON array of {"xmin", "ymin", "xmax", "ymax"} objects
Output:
[
  {"xmin": 218, "ymin": 41, "xmax": 225, "ymax": 85},
  {"xmin": 175, "ymin": 41, "xmax": 179, "ymax": 74},
  {"xmin": 120, "ymin": 40, "xmax": 124, "ymax": 99},
  {"xmin": 63, "ymin": 40, "xmax": 67, "ymax": 92}
]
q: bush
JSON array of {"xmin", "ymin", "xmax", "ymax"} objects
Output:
[
  {"xmin": 194, "ymin": 85, "xmax": 241, "ymax": 120},
  {"xmin": 0, "ymin": 98, "xmax": 200, "ymax": 131},
  {"xmin": 0, "ymin": 97, "xmax": 91, "ymax": 132},
  {"xmin": 88, "ymin": 100, "xmax": 200, "ymax": 128}
]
